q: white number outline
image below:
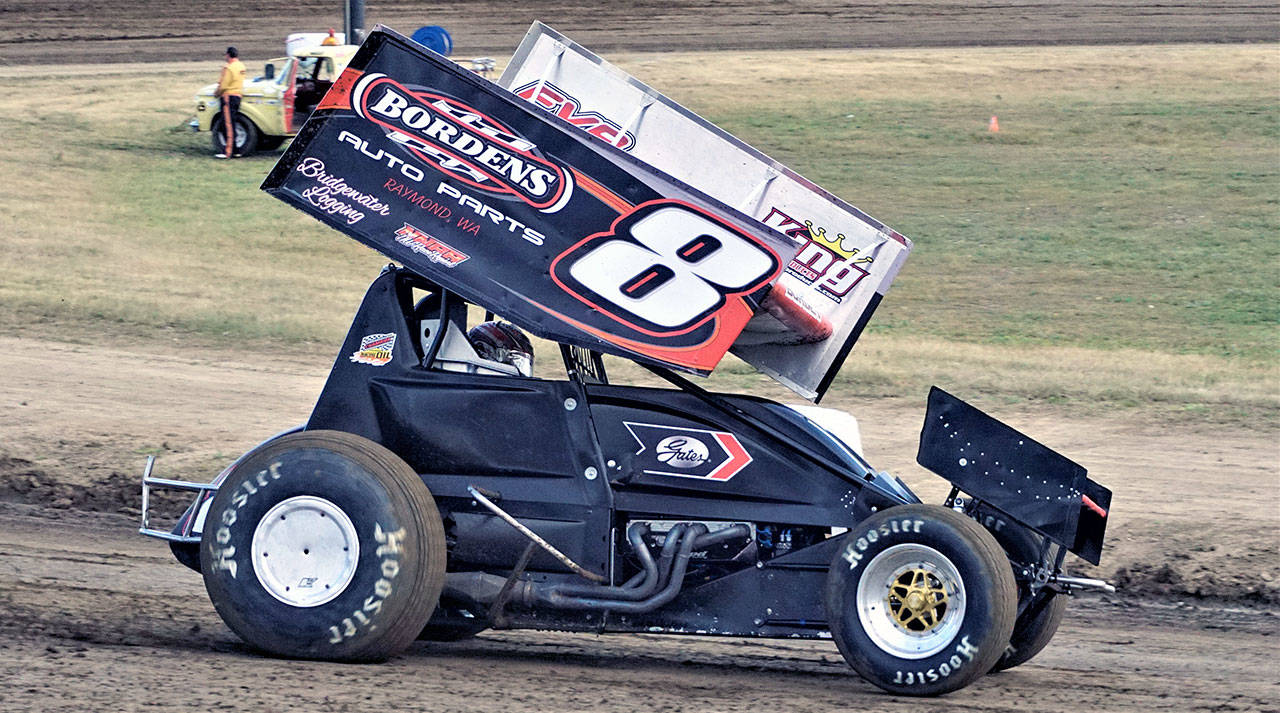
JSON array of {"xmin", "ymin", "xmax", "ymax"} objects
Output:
[{"xmin": 550, "ymin": 200, "xmax": 781, "ymax": 336}]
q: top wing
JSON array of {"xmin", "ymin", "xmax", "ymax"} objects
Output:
[
  {"xmin": 261, "ymin": 26, "xmax": 798, "ymax": 375},
  {"xmin": 499, "ymin": 23, "xmax": 913, "ymax": 400}
]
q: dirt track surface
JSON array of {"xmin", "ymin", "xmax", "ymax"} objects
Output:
[
  {"xmin": 1, "ymin": 0, "xmax": 1278, "ymax": 65},
  {"xmin": 1, "ymin": 335, "xmax": 1278, "ymax": 711},
  {"xmin": 0, "ymin": 499, "xmax": 1274, "ymax": 713}
]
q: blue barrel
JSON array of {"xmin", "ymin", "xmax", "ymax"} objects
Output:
[{"xmin": 411, "ymin": 25, "xmax": 453, "ymax": 56}]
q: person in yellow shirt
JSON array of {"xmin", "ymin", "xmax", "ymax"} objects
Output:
[
  {"xmin": 321, "ymin": 28, "xmax": 339, "ymax": 46},
  {"xmin": 215, "ymin": 47, "xmax": 246, "ymax": 158}
]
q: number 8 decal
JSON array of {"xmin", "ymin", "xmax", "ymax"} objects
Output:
[{"xmin": 551, "ymin": 200, "xmax": 781, "ymax": 335}]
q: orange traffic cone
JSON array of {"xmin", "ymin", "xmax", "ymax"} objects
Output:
[{"xmin": 988, "ymin": 115, "xmax": 1000, "ymax": 133}]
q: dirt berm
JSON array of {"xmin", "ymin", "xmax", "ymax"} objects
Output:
[{"xmin": 1, "ymin": 0, "xmax": 1277, "ymax": 65}]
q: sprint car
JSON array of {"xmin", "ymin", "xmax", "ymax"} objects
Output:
[{"xmin": 141, "ymin": 26, "xmax": 1112, "ymax": 696}]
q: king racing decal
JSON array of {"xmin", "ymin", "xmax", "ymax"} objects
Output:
[
  {"xmin": 762, "ymin": 207, "xmax": 872, "ymax": 304},
  {"xmin": 624, "ymin": 422, "xmax": 752, "ymax": 481}
]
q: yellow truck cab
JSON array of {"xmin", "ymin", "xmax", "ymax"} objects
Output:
[{"xmin": 191, "ymin": 44, "xmax": 358, "ymax": 155}]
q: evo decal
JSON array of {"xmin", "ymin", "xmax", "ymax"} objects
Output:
[{"xmin": 514, "ymin": 80, "xmax": 637, "ymax": 150}]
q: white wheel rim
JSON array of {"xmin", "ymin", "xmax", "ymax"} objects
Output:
[
  {"xmin": 251, "ymin": 496, "xmax": 359, "ymax": 608},
  {"xmin": 220, "ymin": 123, "xmax": 244, "ymax": 148},
  {"xmin": 856, "ymin": 543, "xmax": 967, "ymax": 659}
]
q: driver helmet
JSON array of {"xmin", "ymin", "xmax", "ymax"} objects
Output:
[{"xmin": 467, "ymin": 321, "xmax": 534, "ymax": 376}]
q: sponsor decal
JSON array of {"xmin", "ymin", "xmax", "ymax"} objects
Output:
[
  {"xmin": 294, "ymin": 157, "xmax": 393, "ymax": 225},
  {"xmin": 513, "ymin": 80, "xmax": 637, "ymax": 151},
  {"xmin": 338, "ymin": 129, "xmax": 428, "ymax": 182},
  {"xmin": 655, "ymin": 435, "xmax": 710, "ymax": 468},
  {"xmin": 624, "ymin": 422, "xmax": 753, "ymax": 481},
  {"xmin": 350, "ymin": 72, "xmax": 574, "ymax": 212},
  {"xmin": 763, "ymin": 207, "xmax": 872, "ymax": 303},
  {"xmin": 435, "ymin": 183, "xmax": 546, "ymax": 245},
  {"xmin": 393, "ymin": 224, "xmax": 470, "ymax": 267},
  {"xmin": 350, "ymin": 332, "xmax": 397, "ymax": 366}
]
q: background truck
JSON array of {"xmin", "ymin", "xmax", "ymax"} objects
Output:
[{"xmin": 190, "ymin": 43, "xmax": 358, "ymax": 156}]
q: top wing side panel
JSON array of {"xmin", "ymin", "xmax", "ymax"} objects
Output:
[
  {"xmin": 262, "ymin": 26, "xmax": 798, "ymax": 375},
  {"xmin": 499, "ymin": 22, "xmax": 912, "ymax": 400}
]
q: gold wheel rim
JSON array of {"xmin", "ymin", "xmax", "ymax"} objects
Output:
[
  {"xmin": 888, "ymin": 568, "xmax": 950, "ymax": 633},
  {"xmin": 856, "ymin": 543, "xmax": 967, "ymax": 659}
]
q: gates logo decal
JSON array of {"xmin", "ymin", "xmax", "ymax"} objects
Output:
[
  {"xmin": 655, "ymin": 435, "xmax": 710, "ymax": 468},
  {"xmin": 625, "ymin": 422, "xmax": 752, "ymax": 481},
  {"xmin": 351, "ymin": 72, "xmax": 574, "ymax": 212},
  {"xmin": 350, "ymin": 332, "xmax": 396, "ymax": 366}
]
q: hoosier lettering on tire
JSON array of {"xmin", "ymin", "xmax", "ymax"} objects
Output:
[
  {"xmin": 199, "ymin": 430, "xmax": 446, "ymax": 661},
  {"xmin": 824, "ymin": 504, "xmax": 1017, "ymax": 696}
]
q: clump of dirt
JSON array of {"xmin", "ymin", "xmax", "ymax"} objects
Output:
[
  {"xmin": 0, "ymin": 454, "xmax": 191, "ymax": 517},
  {"xmin": 1112, "ymin": 560, "xmax": 1280, "ymax": 606}
]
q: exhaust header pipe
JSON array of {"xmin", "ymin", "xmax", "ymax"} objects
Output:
[{"xmin": 441, "ymin": 524, "xmax": 752, "ymax": 615}]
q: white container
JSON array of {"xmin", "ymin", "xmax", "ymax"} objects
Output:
[{"xmin": 285, "ymin": 32, "xmax": 345, "ymax": 55}]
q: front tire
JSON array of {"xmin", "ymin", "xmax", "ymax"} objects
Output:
[
  {"xmin": 825, "ymin": 504, "xmax": 1016, "ymax": 696},
  {"xmin": 211, "ymin": 113, "xmax": 259, "ymax": 156},
  {"xmin": 200, "ymin": 430, "xmax": 446, "ymax": 661}
]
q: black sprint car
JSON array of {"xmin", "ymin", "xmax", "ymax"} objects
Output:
[
  {"xmin": 141, "ymin": 266, "xmax": 1112, "ymax": 696},
  {"xmin": 139, "ymin": 27, "xmax": 1111, "ymax": 696}
]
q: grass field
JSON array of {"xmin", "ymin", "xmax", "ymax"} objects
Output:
[{"xmin": 0, "ymin": 45, "xmax": 1275, "ymax": 425}]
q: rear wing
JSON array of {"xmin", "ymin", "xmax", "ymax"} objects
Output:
[
  {"xmin": 499, "ymin": 23, "xmax": 913, "ymax": 401},
  {"xmin": 916, "ymin": 387, "xmax": 1111, "ymax": 565},
  {"xmin": 263, "ymin": 26, "xmax": 802, "ymax": 376}
]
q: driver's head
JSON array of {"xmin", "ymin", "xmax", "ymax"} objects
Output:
[{"xmin": 467, "ymin": 321, "xmax": 534, "ymax": 376}]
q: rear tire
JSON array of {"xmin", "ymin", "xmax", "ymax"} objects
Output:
[
  {"xmin": 200, "ymin": 430, "xmax": 446, "ymax": 661},
  {"xmin": 971, "ymin": 506, "xmax": 1069, "ymax": 672},
  {"xmin": 993, "ymin": 589, "xmax": 1067, "ymax": 671},
  {"xmin": 825, "ymin": 504, "xmax": 1016, "ymax": 696}
]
